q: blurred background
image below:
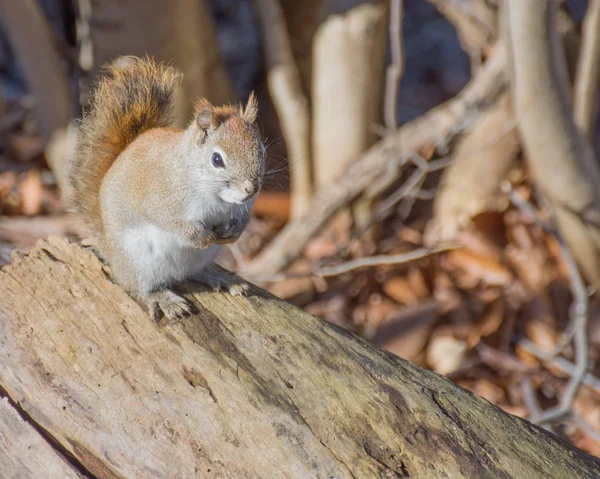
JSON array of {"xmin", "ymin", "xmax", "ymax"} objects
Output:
[{"xmin": 1, "ymin": 0, "xmax": 600, "ymax": 457}]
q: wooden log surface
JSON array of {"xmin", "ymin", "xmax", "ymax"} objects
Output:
[
  {"xmin": 1, "ymin": 237, "xmax": 600, "ymax": 478},
  {"xmin": 0, "ymin": 397, "xmax": 85, "ymax": 478}
]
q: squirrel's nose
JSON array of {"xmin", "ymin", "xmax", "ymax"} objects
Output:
[{"xmin": 239, "ymin": 180, "xmax": 256, "ymax": 200}]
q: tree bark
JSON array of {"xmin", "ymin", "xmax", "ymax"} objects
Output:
[
  {"xmin": 574, "ymin": 0, "xmax": 600, "ymax": 139},
  {"xmin": 0, "ymin": 397, "xmax": 85, "ymax": 478},
  {"xmin": 1, "ymin": 237, "xmax": 599, "ymax": 478},
  {"xmin": 507, "ymin": 0, "xmax": 600, "ymax": 290},
  {"xmin": 312, "ymin": 2, "xmax": 387, "ymax": 187}
]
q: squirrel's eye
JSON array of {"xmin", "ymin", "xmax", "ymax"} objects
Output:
[{"xmin": 211, "ymin": 152, "xmax": 225, "ymax": 169}]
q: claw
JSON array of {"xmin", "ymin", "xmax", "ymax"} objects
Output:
[
  {"xmin": 144, "ymin": 289, "xmax": 192, "ymax": 322},
  {"xmin": 193, "ymin": 268, "xmax": 249, "ymax": 297}
]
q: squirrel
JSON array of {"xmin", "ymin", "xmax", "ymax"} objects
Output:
[{"xmin": 67, "ymin": 56, "xmax": 265, "ymax": 322}]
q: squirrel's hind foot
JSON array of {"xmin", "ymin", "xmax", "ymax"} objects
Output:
[
  {"xmin": 193, "ymin": 267, "xmax": 249, "ymax": 296},
  {"xmin": 144, "ymin": 289, "xmax": 192, "ymax": 322}
]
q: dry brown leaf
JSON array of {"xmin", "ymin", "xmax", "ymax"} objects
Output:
[
  {"xmin": 456, "ymin": 229, "xmax": 504, "ymax": 263},
  {"xmin": 525, "ymin": 295, "xmax": 559, "ymax": 354},
  {"xmin": 505, "ymin": 243, "xmax": 549, "ymax": 291},
  {"xmin": 509, "ymin": 223, "xmax": 534, "ymax": 250},
  {"xmin": 418, "ymin": 142, "xmax": 436, "ymax": 160},
  {"xmin": 470, "ymin": 378, "xmax": 506, "ymax": 404},
  {"xmin": 19, "ymin": 168, "xmax": 43, "ymax": 216},
  {"xmin": 467, "ymin": 298, "xmax": 504, "ymax": 347},
  {"xmin": 0, "ymin": 171, "xmax": 18, "ymax": 195},
  {"xmin": 433, "ymin": 271, "xmax": 462, "ymax": 313},
  {"xmin": 383, "ymin": 276, "xmax": 418, "ymax": 305},
  {"xmin": 546, "ymin": 234, "xmax": 570, "ymax": 280},
  {"xmin": 396, "ymin": 227, "xmax": 422, "ymax": 245},
  {"xmin": 372, "ymin": 300, "xmax": 438, "ymax": 364},
  {"xmin": 472, "ymin": 211, "xmax": 507, "ymax": 247},
  {"xmin": 446, "ymin": 248, "xmax": 513, "ymax": 287},
  {"xmin": 407, "ymin": 267, "xmax": 429, "ymax": 298},
  {"xmin": 356, "ymin": 296, "xmax": 402, "ymax": 330},
  {"xmin": 501, "ymin": 405, "xmax": 528, "ymax": 419},
  {"xmin": 427, "ymin": 331, "xmax": 467, "ymax": 375}
]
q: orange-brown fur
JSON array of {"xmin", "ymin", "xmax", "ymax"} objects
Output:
[
  {"xmin": 69, "ymin": 56, "xmax": 181, "ymax": 233},
  {"xmin": 67, "ymin": 56, "xmax": 264, "ymax": 321}
]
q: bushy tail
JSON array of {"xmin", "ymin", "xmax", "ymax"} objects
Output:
[{"xmin": 68, "ymin": 56, "xmax": 180, "ymax": 233}]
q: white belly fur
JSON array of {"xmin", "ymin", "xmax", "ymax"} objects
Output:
[{"xmin": 122, "ymin": 223, "xmax": 220, "ymax": 294}]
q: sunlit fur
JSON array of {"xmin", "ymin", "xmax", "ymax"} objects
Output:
[{"xmin": 68, "ymin": 56, "xmax": 265, "ymax": 299}]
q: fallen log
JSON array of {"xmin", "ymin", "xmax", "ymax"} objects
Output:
[{"xmin": 1, "ymin": 237, "xmax": 599, "ymax": 478}]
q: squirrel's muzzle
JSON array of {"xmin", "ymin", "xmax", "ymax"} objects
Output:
[{"xmin": 238, "ymin": 179, "xmax": 258, "ymax": 202}]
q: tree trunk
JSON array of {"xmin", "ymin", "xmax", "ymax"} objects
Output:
[
  {"xmin": 507, "ymin": 0, "xmax": 600, "ymax": 290},
  {"xmin": 0, "ymin": 397, "xmax": 85, "ymax": 478},
  {"xmin": 1, "ymin": 237, "xmax": 599, "ymax": 478},
  {"xmin": 312, "ymin": 2, "xmax": 387, "ymax": 187}
]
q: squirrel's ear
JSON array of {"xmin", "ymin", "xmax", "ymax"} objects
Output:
[
  {"xmin": 196, "ymin": 107, "xmax": 217, "ymax": 133},
  {"xmin": 196, "ymin": 99, "xmax": 219, "ymax": 140},
  {"xmin": 242, "ymin": 92, "xmax": 258, "ymax": 124}
]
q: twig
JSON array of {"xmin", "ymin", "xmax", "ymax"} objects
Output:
[
  {"xmin": 574, "ymin": 0, "xmax": 600, "ymax": 139},
  {"xmin": 312, "ymin": 245, "xmax": 454, "ymax": 278},
  {"xmin": 517, "ymin": 339, "xmax": 600, "ymax": 394},
  {"xmin": 376, "ymin": 156, "xmax": 453, "ymax": 218},
  {"xmin": 508, "ymin": 187, "xmax": 590, "ymax": 425},
  {"xmin": 505, "ymin": 184, "xmax": 584, "ymax": 357},
  {"xmin": 520, "ymin": 377, "xmax": 544, "ymax": 423},
  {"xmin": 572, "ymin": 413, "xmax": 600, "ymax": 444},
  {"xmin": 384, "ymin": 0, "xmax": 404, "ymax": 132},
  {"xmin": 253, "ymin": 0, "xmax": 312, "ymax": 218}
]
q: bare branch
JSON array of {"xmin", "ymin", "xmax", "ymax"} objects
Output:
[
  {"xmin": 508, "ymin": 187, "xmax": 589, "ymax": 426},
  {"xmin": 425, "ymin": 93, "xmax": 518, "ymax": 246},
  {"xmin": 384, "ymin": 0, "xmax": 404, "ymax": 131},
  {"xmin": 312, "ymin": 245, "xmax": 454, "ymax": 278},
  {"xmin": 518, "ymin": 339, "xmax": 600, "ymax": 394},
  {"xmin": 574, "ymin": 0, "xmax": 600, "ymax": 138},
  {"xmin": 520, "ymin": 377, "xmax": 545, "ymax": 425},
  {"xmin": 254, "ymin": 0, "xmax": 313, "ymax": 217},
  {"xmin": 507, "ymin": 0, "xmax": 600, "ymax": 290},
  {"xmin": 426, "ymin": 0, "xmax": 497, "ymax": 70}
]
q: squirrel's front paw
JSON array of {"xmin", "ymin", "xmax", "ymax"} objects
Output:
[
  {"xmin": 143, "ymin": 289, "xmax": 192, "ymax": 322},
  {"xmin": 213, "ymin": 218, "xmax": 246, "ymax": 244},
  {"xmin": 189, "ymin": 227, "xmax": 218, "ymax": 250},
  {"xmin": 193, "ymin": 268, "xmax": 249, "ymax": 296}
]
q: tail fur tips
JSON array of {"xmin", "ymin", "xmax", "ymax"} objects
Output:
[{"xmin": 69, "ymin": 56, "xmax": 180, "ymax": 232}]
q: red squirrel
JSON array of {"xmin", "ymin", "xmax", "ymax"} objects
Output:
[{"xmin": 68, "ymin": 56, "xmax": 265, "ymax": 321}]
